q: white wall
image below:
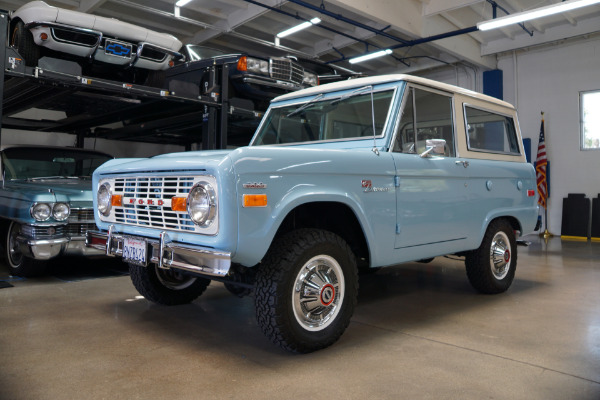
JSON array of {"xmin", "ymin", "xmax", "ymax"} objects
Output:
[
  {"xmin": 413, "ymin": 35, "xmax": 600, "ymax": 235},
  {"xmin": 498, "ymin": 36, "xmax": 600, "ymax": 235}
]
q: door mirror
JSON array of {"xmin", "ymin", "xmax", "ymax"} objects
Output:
[{"xmin": 420, "ymin": 139, "xmax": 446, "ymax": 158}]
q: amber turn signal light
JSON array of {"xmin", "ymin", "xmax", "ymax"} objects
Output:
[
  {"xmin": 237, "ymin": 56, "xmax": 247, "ymax": 71},
  {"xmin": 243, "ymin": 194, "xmax": 267, "ymax": 207},
  {"xmin": 111, "ymin": 195, "xmax": 122, "ymax": 207},
  {"xmin": 171, "ymin": 197, "xmax": 187, "ymax": 212}
]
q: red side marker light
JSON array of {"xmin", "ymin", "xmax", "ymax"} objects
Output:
[{"xmin": 527, "ymin": 190, "xmax": 535, "ymax": 197}]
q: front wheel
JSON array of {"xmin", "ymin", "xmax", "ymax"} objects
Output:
[
  {"xmin": 11, "ymin": 20, "xmax": 40, "ymax": 67},
  {"xmin": 129, "ymin": 263, "xmax": 210, "ymax": 305},
  {"xmin": 1, "ymin": 221, "xmax": 47, "ymax": 277},
  {"xmin": 255, "ymin": 229, "xmax": 358, "ymax": 353},
  {"xmin": 465, "ymin": 220, "xmax": 517, "ymax": 294}
]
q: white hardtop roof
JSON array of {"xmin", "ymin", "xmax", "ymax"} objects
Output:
[{"xmin": 273, "ymin": 74, "xmax": 514, "ymax": 110}]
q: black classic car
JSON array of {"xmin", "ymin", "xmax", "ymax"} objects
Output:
[{"xmin": 164, "ymin": 45, "xmax": 361, "ymax": 111}]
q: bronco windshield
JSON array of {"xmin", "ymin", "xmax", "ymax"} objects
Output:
[
  {"xmin": 252, "ymin": 89, "xmax": 395, "ymax": 145},
  {"xmin": 1, "ymin": 147, "xmax": 111, "ymax": 180}
]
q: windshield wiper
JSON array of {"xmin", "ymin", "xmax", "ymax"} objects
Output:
[
  {"xmin": 286, "ymin": 93, "xmax": 324, "ymax": 118},
  {"xmin": 328, "ymin": 85, "xmax": 372, "ymax": 106}
]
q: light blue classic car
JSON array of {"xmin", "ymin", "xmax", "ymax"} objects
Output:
[
  {"xmin": 1, "ymin": 146, "xmax": 112, "ymax": 276},
  {"xmin": 87, "ymin": 74, "xmax": 539, "ymax": 353}
]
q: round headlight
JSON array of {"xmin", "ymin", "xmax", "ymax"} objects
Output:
[
  {"xmin": 97, "ymin": 183, "xmax": 112, "ymax": 216},
  {"xmin": 53, "ymin": 203, "xmax": 70, "ymax": 221},
  {"xmin": 31, "ymin": 203, "xmax": 51, "ymax": 221},
  {"xmin": 187, "ymin": 183, "xmax": 216, "ymax": 227}
]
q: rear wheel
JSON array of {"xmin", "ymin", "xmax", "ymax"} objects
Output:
[
  {"xmin": 1, "ymin": 221, "xmax": 47, "ymax": 277},
  {"xmin": 11, "ymin": 20, "xmax": 40, "ymax": 67},
  {"xmin": 255, "ymin": 229, "xmax": 358, "ymax": 353},
  {"xmin": 129, "ymin": 263, "xmax": 210, "ymax": 305},
  {"xmin": 465, "ymin": 220, "xmax": 517, "ymax": 294}
]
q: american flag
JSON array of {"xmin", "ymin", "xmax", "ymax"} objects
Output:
[{"xmin": 536, "ymin": 117, "xmax": 548, "ymax": 209}]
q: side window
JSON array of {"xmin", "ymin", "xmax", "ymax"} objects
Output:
[
  {"xmin": 393, "ymin": 87, "xmax": 455, "ymax": 157},
  {"xmin": 464, "ymin": 106, "xmax": 520, "ymax": 154}
]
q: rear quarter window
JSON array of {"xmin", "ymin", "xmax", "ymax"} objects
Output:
[{"xmin": 464, "ymin": 105, "xmax": 520, "ymax": 155}]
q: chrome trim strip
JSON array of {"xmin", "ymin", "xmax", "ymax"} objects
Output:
[{"xmin": 86, "ymin": 229, "xmax": 231, "ymax": 277}]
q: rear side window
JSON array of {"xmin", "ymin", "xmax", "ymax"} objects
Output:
[{"xmin": 464, "ymin": 106, "xmax": 520, "ymax": 154}]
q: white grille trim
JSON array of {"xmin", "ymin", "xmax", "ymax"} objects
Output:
[{"xmin": 97, "ymin": 175, "xmax": 219, "ymax": 236}]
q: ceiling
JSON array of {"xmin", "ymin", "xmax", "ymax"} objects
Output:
[{"xmin": 2, "ymin": 0, "xmax": 600, "ymax": 76}]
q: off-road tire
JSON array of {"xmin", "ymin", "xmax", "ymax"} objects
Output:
[
  {"xmin": 1, "ymin": 220, "xmax": 47, "ymax": 277},
  {"xmin": 129, "ymin": 263, "xmax": 210, "ymax": 305},
  {"xmin": 255, "ymin": 229, "xmax": 358, "ymax": 353},
  {"xmin": 11, "ymin": 20, "xmax": 40, "ymax": 67},
  {"xmin": 465, "ymin": 219, "xmax": 517, "ymax": 294}
]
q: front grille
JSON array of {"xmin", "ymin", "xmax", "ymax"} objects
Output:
[
  {"xmin": 140, "ymin": 46, "xmax": 167, "ymax": 62},
  {"xmin": 69, "ymin": 209, "xmax": 95, "ymax": 223},
  {"xmin": 113, "ymin": 176, "xmax": 196, "ymax": 232},
  {"xmin": 270, "ymin": 58, "xmax": 304, "ymax": 85},
  {"xmin": 21, "ymin": 223, "xmax": 94, "ymax": 239},
  {"xmin": 52, "ymin": 28, "xmax": 99, "ymax": 47},
  {"xmin": 64, "ymin": 223, "xmax": 97, "ymax": 237}
]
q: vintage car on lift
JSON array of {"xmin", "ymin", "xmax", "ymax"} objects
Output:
[
  {"xmin": 9, "ymin": 1, "xmax": 183, "ymax": 82},
  {"xmin": 87, "ymin": 74, "xmax": 539, "ymax": 353},
  {"xmin": 165, "ymin": 45, "xmax": 361, "ymax": 110},
  {"xmin": 0, "ymin": 146, "xmax": 112, "ymax": 277}
]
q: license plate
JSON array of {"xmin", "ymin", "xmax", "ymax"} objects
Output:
[
  {"xmin": 105, "ymin": 39, "xmax": 132, "ymax": 58},
  {"xmin": 123, "ymin": 237, "xmax": 147, "ymax": 266}
]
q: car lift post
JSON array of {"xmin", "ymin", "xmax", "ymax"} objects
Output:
[{"xmin": 0, "ymin": 12, "xmax": 8, "ymax": 146}]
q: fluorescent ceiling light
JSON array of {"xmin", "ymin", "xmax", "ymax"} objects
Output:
[
  {"xmin": 349, "ymin": 49, "xmax": 392, "ymax": 64},
  {"xmin": 478, "ymin": 0, "xmax": 600, "ymax": 31},
  {"xmin": 277, "ymin": 18, "xmax": 321, "ymax": 38},
  {"xmin": 175, "ymin": 0, "xmax": 193, "ymax": 7}
]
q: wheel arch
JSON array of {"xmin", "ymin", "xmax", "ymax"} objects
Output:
[{"xmin": 272, "ymin": 201, "xmax": 371, "ymax": 268}]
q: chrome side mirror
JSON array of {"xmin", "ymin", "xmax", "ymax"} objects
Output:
[{"xmin": 420, "ymin": 139, "xmax": 446, "ymax": 158}]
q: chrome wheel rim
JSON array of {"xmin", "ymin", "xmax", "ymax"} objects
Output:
[
  {"xmin": 292, "ymin": 255, "xmax": 345, "ymax": 332},
  {"xmin": 155, "ymin": 267, "xmax": 196, "ymax": 290},
  {"xmin": 490, "ymin": 231, "xmax": 511, "ymax": 280},
  {"xmin": 7, "ymin": 223, "xmax": 23, "ymax": 268}
]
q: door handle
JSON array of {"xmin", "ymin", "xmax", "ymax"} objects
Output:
[{"xmin": 455, "ymin": 160, "xmax": 469, "ymax": 168}]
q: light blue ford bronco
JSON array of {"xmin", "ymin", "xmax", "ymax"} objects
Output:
[{"xmin": 87, "ymin": 74, "xmax": 539, "ymax": 353}]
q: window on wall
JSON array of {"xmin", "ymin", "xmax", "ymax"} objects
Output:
[{"xmin": 580, "ymin": 90, "xmax": 600, "ymax": 150}]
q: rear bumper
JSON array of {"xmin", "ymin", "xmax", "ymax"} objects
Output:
[{"xmin": 86, "ymin": 227, "xmax": 231, "ymax": 277}]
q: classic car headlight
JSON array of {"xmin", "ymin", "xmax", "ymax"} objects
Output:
[
  {"xmin": 31, "ymin": 203, "xmax": 52, "ymax": 221},
  {"xmin": 97, "ymin": 183, "xmax": 112, "ymax": 216},
  {"xmin": 53, "ymin": 203, "xmax": 70, "ymax": 221},
  {"xmin": 246, "ymin": 57, "xmax": 269, "ymax": 75},
  {"xmin": 303, "ymin": 71, "xmax": 318, "ymax": 86},
  {"xmin": 187, "ymin": 183, "xmax": 216, "ymax": 227}
]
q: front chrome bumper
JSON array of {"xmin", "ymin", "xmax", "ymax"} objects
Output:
[
  {"xmin": 86, "ymin": 227, "xmax": 231, "ymax": 278},
  {"xmin": 16, "ymin": 235, "xmax": 105, "ymax": 260}
]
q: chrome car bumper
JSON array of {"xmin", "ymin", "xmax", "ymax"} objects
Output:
[
  {"xmin": 16, "ymin": 235, "xmax": 104, "ymax": 260},
  {"xmin": 86, "ymin": 227, "xmax": 231, "ymax": 278}
]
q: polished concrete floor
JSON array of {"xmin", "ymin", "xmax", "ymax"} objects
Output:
[{"xmin": 0, "ymin": 235, "xmax": 599, "ymax": 400}]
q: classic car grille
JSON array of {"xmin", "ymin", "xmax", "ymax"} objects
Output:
[
  {"xmin": 113, "ymin": 176, "xmax": 196, "ymax": 232},
  {"xmin": 21, "ymin": 223, "xmax": 95, "ymax": 239},
  {"xmin": 140, "ymin": 46, "xmax": 167, "ymax": 62},
  {"xmin": 270, "ymin": 58, "xmax": 304, "ymax": 85},
  {"xmin": 68, "ymin": 209, "xmax": 95, "ymax": 223},
  {"xmin": 52, "ymin": 28, "xmax": 99, "ymax": 47}
]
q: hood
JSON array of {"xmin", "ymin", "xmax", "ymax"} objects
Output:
[
  {"xmin": 96, "ymin": 151, "xmax": 233, "ymax": 176},
  {"xmin": 3, "ymin": 178, "xmax": 94, "ymax": 203}
]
